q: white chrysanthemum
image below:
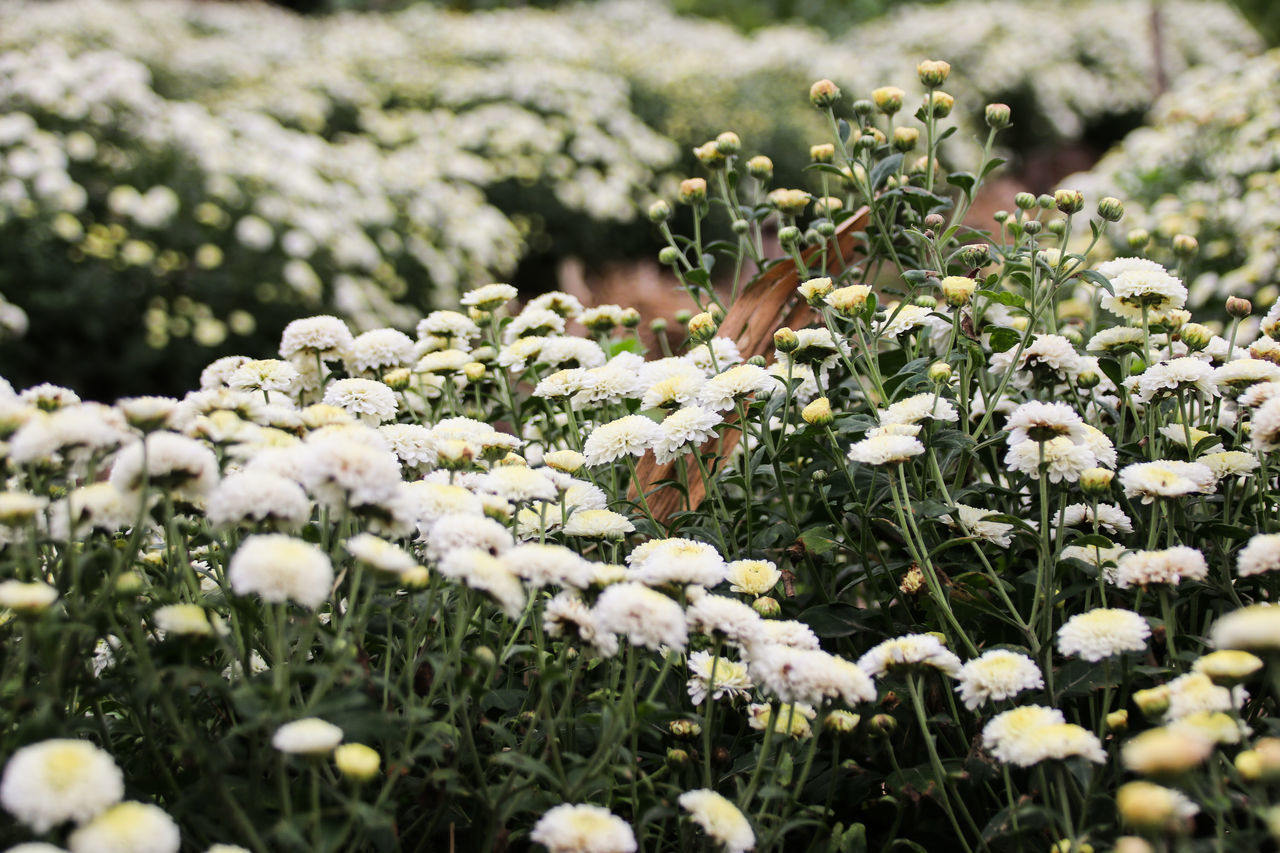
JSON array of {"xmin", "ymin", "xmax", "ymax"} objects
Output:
[
  {"xmin": 1239, "ymin": 380, "xmax": 1280, "ymax": 409},
  {"xmin": 1200, "ymin": 450, "xmax": 1259, "ymax": 480},
  {"xmin": 698, "ymin": 364, "xmax": 776, "ymax": 411},
  {"xmin": 1116, "ymin": 546, "xmax": 1208, "ymax": 588},
  {"xmin": 1121, "ymin": 727, "xmax": 1213, "ymax": 776},
  {"xmin": 533, "ymin": 368, "xmax": 594, "ymax": 399},
  {"xmin": 109, "ymin": 432, "xmax": 219, "ymax": 500},
  {"xmin": 460, "ymin": 282, "xmax": 518, "ymax": 310},
  {"xmin": 539, "ymin": 337, "xmax": 606, "ymax": 369},
  {"xmin": 438, "ymin": 548, "xmax": 526, "ymax": 618},
  {"xmin": 563, "ymin": 508, "xmax": 635, "ymax": 539},
  {"xmin": 415, "ymin": 349, "xmax": 471, "ymax": 376},
  {"xmin": 228, "ymin": 359, "xmax": 299, "ymax": 394},
  {"xmin": 273, "ymin": 718, "xmax": 343, "ymax": 755},
  {"xmin": 955, "ymin": 650, "xmax": 1044, "ymax": 710},
  {"xmin": 530, "ymin": 803, "xmax": 637, "ymax": 853},
  {"xmin": 322, "ymin": 378, "xmax": 398, "ymax": 424},
  {"xmin": 0, "ymin": 580, "xmax": 58, "ymax": 613},
  {"xmin": 378, "ymin": 424, "xmax": 436, "ymax": 469},
  {"xmin": 939, "ymin": 504, "xmax": 1014, "ymax": 548},
  {"xmin": 678, "ymin": 789, "xmax": 755, "ymax": 853},
  {"xmin": 1119, "ymin": 460, "xmax": 1216, "ymax": 503},
  {"xmin": 642, "ymin": 371, "xmax": 707, "ymax": 411},
  {"xmin": 346, "ymin": 329, "xmax": 415, "ymax": 375},
  {"xmin": 1130, "ymin": 357, "xmax": 1216, "ymax": 402},
  {"xmin": 48, "ymin": 483, "xmax": 139, "ymax": 540},
  {"xmin": 206, "ymin": 471, "xmax": 311, "ymax": 530},
  {"xmin": 424, "ymin": 513, "xmax": 512, "ymax": 561},
  {"xmin": 1099, "ymin": 263, "xmax": 1187, "ymax": 320},
  {"xmin": 346, "ymin": 533, "xmax": 417, "ymax": 575},
  {"xmin": 749, "ymin": 644, "xmax": 876, "ymax": 707},
  {"xmin": 726, "ymin": 559, "xmax": 781, "ymax": 596},
  {"xmin": 879, "ymin": 393, "xmax": 958, "ymax": 426},
  {"xmin": 1237, "ymin": 533, "xmax": 1280, "ymax": 577},
  {"xmin": 479, "ymin": 466, "xmax": 557, "ymax": 503},
  {"xmin": 417, "ymin": 310, "xmax": 481, "ymax": 346},
  {"xmin": 592, "ymin": 582, "xmax": 687, "ymax": 653},
  {"xmin": 685, "ymin": 592, "xmax": 764, "ymax": 646},
  {"xmin": 0, "ymin": 739, "xmax": 124, "ymax": 832},
  {"xmin": 1017, "ymin": 333, "xmax": 1085, "ymax": 381},
  {"xmin": 497, "ymin": 336, "xmax": 547, "ymax": 372},
  {"xmin": 228, "ymin": 534, "xmax": 334, "ymax": 610},
  {"xmin": 1251, "ymin": 397, "xmax": 1280, "ymax": 451},
  {"xmin": 997, "ymin": 722, "xmax": 1106, "ymax": 767},
  {"xmin": 582, "ymin": 415, "xmax": 661, "ymax": 466},
  {"xmin": 1164, "ymin": 672, "xmax": 1240, "ymax": 721},
  {"xmin": 400, "ymin": 482, "xmax": 483, "ymax": 528},
  {"xmin": 1057, "ymin": 608, "xmax": 1150, "ymax": 661},
  {"xmin": 0, "ymin": 491, "xmax": 47, "ymax": 526},
  {"xmin": 1060, "ymin": 502, "xmax": 1133, "ymax": 534},
  {"xmin": 1004, "ymin": 435, "xmax": 1097, "ymax": 482},
  {"xmin": 1213, "ymin": 358, "xmax": 1280, "ymax": 395},
  {"xmin": 1004, "ymin": 401, "xmax": 1087, "ymax": 445},
  {"xmin": 847, "ymin": 434, "xmax": 925, "ymax": 466},
  {"xmin": 544, "ymin": 591, "xmax": 619, "ymax": 657},
  {"xmin": 14, "ymin": 403, "xmax": 131, "ymax": 465},
  {"xmin": 627, "ymin": 538, "xmax": 726, "ymax": 587},
  {"xmin": 66, "ymin": 801, "xmax": 179, "ymax": 853},
  {"xmin": 297, "ymin": 437, "xmax": 403, "ymax": 510},
  {"xmin": 526, "ymin": 291, "xmax": 584, "ymax": 320},
  {"xmin": 754, "ymin": 620, "xmax": 820, "ymax": 652},
  {"xmin": 502, "ymin": 543, "xmax": 595, "ymax": 589},
  {"xmin": 200, "ymin": 356, "xmax": 253, "ymax": 391},
  {"xmin": 1212, "ymin": 604, "xmax": 1280, "ymax": 651},
  {"xmin": 573, "ymin": 356, "xmax": 646, "ymax": 407},
  {"xmin": 982, "ymin": 706, "xmax": 1066, "ymax": 764},
  {"xmin": 153, "ymin": 604, "xmax": 218, "ymax": 638},
  {"xmin": 504, "ymin": 307, "xmax": 566, "ymax": 343},
  {"xmin": 747, "ymin": 702, "xmax": 815, "ymax": 738},
  {"xmin": 687, "ymin": 650, "xmax": 754, "ymax": 706},
  {"xmin": 280, "ymin": 315, "xmax": 353, "ymax": 360},
  {"xmin": 20, "ymin": 383, "xmax": 80, "ymax": 410},
  {"xmin": 875, "ymin": 302, "xmax": 932, "ymax": 338},
  {"xmin": 857, "ymin": 634, "xmax": 962, "ymax": 678},
  {"xmin": 686, "ymin": 337, "xmax": 743, "ymax": 376},
  {"xmin": 654, "ymin": 406, "xmax": 723, "ymax": 464},
  {"xmin": 1087, "ymin": 326, "xmax": 1146, "ymax": 353}
]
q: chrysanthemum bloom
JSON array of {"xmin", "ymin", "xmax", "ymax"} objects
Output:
[
  {"xmin": 1116, "ymin": 781, "xmax": 1199, "ymax": 833},
  {"xmin": 322, "ymin": 378, "xmax": 398, "ymax": 424},
  {"xmin": 582, "ymin": 415, "xmax": 661, "ymax": 466},
  {"xmin": 726, "ymin": 559, "xmax": 781, "ymax": 596},
  {"xmin": 227, "ymin": 359, "xmax": 299, "ymax": 395},
  {"xmin": 696, "ymin": 363, "xmax": 775, "ymax": 412},
  {"xmin": 334, "ymin": 743, "xmax": 381, "ymax": 783},
  {"xmin": 1170, "ymin": 710, "xmax": 1247, "ymax": 746},
  {"xmin": 1251, "ymin": 396, "xmax": 1280, "ymax": 451},
  {"xmin": 1118, "ymin": 460, "xmax": 1216, "ymax": 503},
  {"xmin": 1056, "ymin": 608, "xmax": 1150, "ymax": 661},
  {"xmin": 1087, "ymin": 326, "xmax": 1146, "ymax": 353},
  {"xmin": 1193, "ymin": 650, "xmax": 1263, "ymax": 686},
  {"xmin": 1213, "ymin": 604, "xmax": 1280, "ymax": 653},
  {"xmin": 500, "ymin": 543, "xmax": 592, "ymax": 589},
  {"xmin": 109, "ymin": 431, "xmax": 220, "ymax": 500},
  {"xmin": 678, "ymin": 789, "xmax": 755, "ymax": 853},
  {"xmin": 206, "ymin": 471, "xmax": 311, "ymax": 531},
  {"xmin": 592, "ymin": 582, "xmax": 687, "ymax": 653},
  {"xmin": 423, "ymin": 512, "xmax": 512, "ymax": 561},
  {"xmin": 824, "ymin": 284, "xmax": 872, "ymax": 315},
  {"xmin": 847, "ymin": 434, "xmax": 925, "ymax": 466},
  {"xmin": 1121, "ymin": 726, "xmax": 1213, "ymax": 776},
  {"xmin": 878, "ymin": 393, "xmax": 958, "ymax": 426},
  {"xmin": 279, "ymin": 315, "xmax": 353, "ymax": 361},
  {"xmin": 1004, "ymin": 401, "xmax": 1087, "ymax": 445},
  {"xmin": 460, "ymin": 282, "xmax": 518, "ymax": 311},
  {"xmin": 67, "ymin": 801, "xmax": 180, "ymax": 853},
  {"xmin": 654, "ymin": 406, "xmax": 723, "ymax": 464},
  {"xmin": 273, "ymin": 718, "xmax": 344, "ymax": 755},
  {"xmin": 627, "ymin": 538, "xmax": 726, "ymax": 587},
  {"xmin": 1115, "ymin": 546, "xmax": 1208, "ymax": 588},
  {"xmin": 417, "ymin": 310, "xmax": 481, "ymax": 349},
  {"xmin": 955, "ymin": 649, "xmax": 1043, "ymax": 710},
  {"xmin": 1097, "ymin": 259, "xmax": 1187, "ymax": 321},
  {"xmin": 939, "ymin": 504, "xmax": 1014, "ymax": 548},
  {"xmin": 153, "ymin": 604, "xmax": 218, "ymax": 638},
  {"xmin": 874, "ymin": 302, "xmax": 933, "ymax": 339},
  {"xmin": 438, "ymin": 548, "xmax": 526, "ymax": 619},
  {"xmin": 0, "ymin": 739, "xmax": 124, "ymax": 832},
  {"xmin": 48, "ymin": 483, "xmax": 139, "ymax": 540},
  {"xmin": 857, "ymin": 634, "xmax": 962, "ymax": 678},
  {"xmin": 1004, "ymin": 435, "xmax": 1097, "ymax": 482},
  {"xmin": 544, "ymin": 591, "xmax": 619, "ymax": 657},
  {"xmin": 1163, "ymin": 671, "xmax": 1240, "ymax": 721},
  {"xmin": 345, "ymin": 533, "xmax": 417, "ymax": 576},
  {"xmin": 1128, "ymin": 357, "xmax": 1215, "ymax": 404},
  {"xmin": 562, "ymin": 509, "xmax": 635, "ymax": 539},
  {"xmin": 345, "ymin": 329, "xmax": 415, "ymax": 376},
  {"xmin": 414, "ymin": 348, "xmax": 471, "ymax": 376},
  {"xmin": 1199, "ymin": 450, "xmax": 1259, "ymax": 480},
  {"xmin": 0, "ymin": 580, "xmax": 58, "ymax": 615},
  {"xmin": 530, "ymin": 803, "xmax": 637, "ymax": 853},
  {"xmin": 1060, "ymin": 502, "xmax": 1133, "ymax": 534},
  {"xmin": 999, "ymin": 722, "xmax": 1106, "ymax": 767},
  {"xmin": 749, "ymin": 644, "xmax": 876, "ymax": 707},
  {"xmin": 685, "ymin": 592, "xmax": 764, "ymax": 647},
  {"xmin": 227, "ymin": 534, "xmax": 334, "ymax": 610},
  {"xmin": 478, "ymin": 466, "xmax": 557, "ymax": 504},
  {"xmin": 687, "ymin": 651, "xmax": 754, "ymax": 705},
  {"xmin": 1237, "ymin": 533, "xmax": 1280, "ymax": 577},
  {"xmin": 1212, "ymin": 358, "xmax": 1280, "ymax": 396},
  {"xmin": 981, "ymin": 706, "xmax": 1066, "ymax": 764},
  {"xmin": 747, "ymin": 702, "xmax": 816, "ymax": 738}
]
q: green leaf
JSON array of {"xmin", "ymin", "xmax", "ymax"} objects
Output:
[
  {"xmin": 980, "ymin": 157, "xmax": 1007, "ymax": 180},
  {"xmin": 1077, "ymin": 268, "xmax": 1115, "ymax": 296},
  {"xmin": 988, "ymin": 327, "xmax": 1022, "ymax": 353},
  {"xmin": 798, "ymin": 527, "xmax": 839, "ymax": 556},
  {"xmin": 869, "ymin": 154, "xmax": 904, "ymax": 191},
  {"xmin": 1206, "ymin": 523, "xmax": 1252, "ymax": 541},
  {"xmin": 806, "ymin": 163, "xmax": 852, "ymax": 179},
  {"xmin": 799, "ymin": 604, "xmax": 868, "ymax": 638},
  {"xmin": 1070, "ymin": 533, "xmax": 1115, "ymax": 549},
  {"xmin": 976, "ymin": 289, "xmax": 1024, "ymax": 308},
  {"xmin": 946, "ymin": 171, "xmax": 976, "ymax": 195}
]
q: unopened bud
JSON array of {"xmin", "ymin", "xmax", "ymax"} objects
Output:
[
  {"xmin": 334, "ymin": 743, "xmax": 381, "ymax": 782},
  {"xmin": 1037, "ymin": 194, "xmax": 1055, "ymax": 210},
  {"xmin": 826, "ymin": 710, "xmax": 860, "ymax": 734},
  {"xmin": 666, "ymin": 748, "xmax": 690, "ymax": 767},
  {"xmin": 816, "ymin": 220, "xmax": 836, "ymax": 238},
  {"xmin": 1236, "ymin": 750, "xmax": 1262, "ymax": 782},
  {"xmin": 648, "ymin": 200, "xmax": 672, "ymax": 222},
  {"xmin": 1079, "ymin": 467, "xmax": 1114, "ymax": 497},
  {"xmin": 916, "ymin": 59, "xmax": 951, "ymax": 88},
  {"xmin": 674, "ymin": 309, "xmax": 693, "ymax": 325},
  {"xmin": 1107, "ymin": 709, "xmax": 1130, "ymax": 733},
  {"xmin": 809, "ymin": 79, "xmax": 841, "ymax": 109},
  {"xmin": 993, "ymin": 209, "xmax": 1010, "ymax": 224},
  {"xmin": 984, "ymin": 102, "xmax": 1011, "ymax": 129},
  {"xmin": 798, "ymin": 276, "xmax": 835, "ymax": 305},
  {"xmin": 746, "ymin": 155, "xmax": 774, "ymax": 181},
  {"xmin": 914, "ymin": 295, "xmax": 937, "ymax": 310},
  {"xmin": 693, "ymin": 141, "xmax": 726, "ymax": 169},
  {"xmin": 731, "ymin": 219, "xmax": 750, "ymax": 235},
  {"xmin": 1046, "ymin": 219, "xmax": 1067, "ymax": 236},
  {"xmin": 802, "ymin": 396, "xmax": 833, "ymax": 426},
  {"xmin": 463, "ymin": 362, "xmax": 487, "ymax": 382},
  {"xmin": 620, "ymin": 307, "xmax": 642, "ymax": 328},
  {"xmin": 768, "ymin": 188, "xmax": 812, "ymax": 216},
  {"xmin": 1172, "ymin": 234, "xmax": 1198, "ymax": 257},
  {"xmin": 752, "ymin": 596, "xmax": 782, "ymax": 618},
  {"xmin": 810, "ymin": 143, "xmax": 835, "ymax": 164},
  {"xmin": 1014, "ymin": 192, "xmax": 1036, "ymax": 210},
  {"xmin": 1226, "ymin": 296, "xmax": 1252, "ymax": 318},
  {"xmin": 715, "ymin": 131, "xmax": 741, "ymax": 156},
  {"xmin": 687, "ymin": 312, "xmax": 717, "ymax": 342},
  {"xmin": 940, "ymin": 275, "xmax": 976, "ymax": 307},
  {"xmin": 1132, "ymin": 684, "xmax": 1171, "ymax": 719},
  {"xmin": 658, "ymin": 246, "xmax": 682, "ymax": 266},
  {"xmin": 891, "ymin": 126, "xmax": 919, "ymax": 153},
  {"xmin": 928, "ymin": 362, "xmax": 953, "ymax": 384},
  {"xmin": 747, "ymin": 355, "xmax": 766, "ymax": 368},
  {"xmin": 923, "ymin": 91, "xmax": 954, "ymax": 118},
  {"xmin": 1179, "ymin": 322, "xmax": 1213, "ymax": 352},
  {"xmin": 678, "ymin": 178, "xmax": 707, "ymax": 205},
  {"xmin": 774, "ymin": 328, "xmax": 799, "ymax": 353},
  {"xmin": 1054, "ymin": 189, "xmax": 1084, "ymax": 215},
  {"xmin": 778, "ymin": 225, "xmax": 802, "ymax": 246},
  {"xmin": 872, "ymin": 86, "xmax": 905, "ymax": 115},
  {"xmin": 959, "ymin": 243, "xmax": 991, "ymax": 268},
  {"xmin": 869, "ymin": 714, "xmax": 898, "ymax": 736},
  {"xmin": 1125, "ymin": 229, "xmax": 1150, "ymax": 251},
  {"xmin": 669, "ymin": 719, "xmax": 702, "ymax": 739},
  {"xmin": 1076, "ymin": 370, "xmax": 1101, "ymax": 389},
  {"xmin": 1097, "ymin": 196, "xmax": 1125, "ymax": 222},
  {"xmin": 1023, "ymin": 219, "xmax": 1043, "ymax": 236}
]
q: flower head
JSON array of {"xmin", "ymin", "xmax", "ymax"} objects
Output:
[
  {"xmin": 678, "ymin": 789, "xmax": 755, "ymax": 853},
  {"xmin": 1057, "ymin": 608, "xmax": 1150, "ymax": 661},
  {"xmin": 955, "ymin": 650, "xmax": 1043, "ymax": 710},
  {"xmin": 1, "ymin": 739, "xmax": 124, "ymax": 832},
  {"xmin": 530, "ymin": 804, "xmax": 637, "ymax": 853}
]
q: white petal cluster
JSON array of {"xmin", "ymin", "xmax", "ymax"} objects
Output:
[{"xmin": 1056, "ymin": 608, "xmax": 1150, "ymax": 661}]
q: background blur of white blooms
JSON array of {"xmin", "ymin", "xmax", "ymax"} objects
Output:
[{"xmin": 3, "ymin": 0, "xmax": 1280, "ymax": 851}]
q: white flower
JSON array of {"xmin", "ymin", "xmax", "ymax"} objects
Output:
[
  {"xmin": 955, "ymin": 650, "xmax": 1043, "ymax": 710},
  {"xmin": 109, "ymin": 432, "xmax": 219, "ymax": 500},
  {"xmin": 627, "ymin": 538, "xmax": 726, "ymax": 587},
  {"xmin": 857, "ymin": 634, "xmax": 962, "ymax": 678},
  {"xmin": 502, "ymin": 543, "xmax": 595, "ymax": 589},
  {"xmin": 1164, "ymin": 672, "xmax": 1241, "ymax": 721},
  {"xmin": 322, "ymin": 378, "xmax": 398, "ymax": 424},
  {"xmin": 48, "ymin": 483, "xmax": 139, "ymax": 540},
  {"xmin": 993, "ymin": 722, "xmax": 1106, "ymax": 766},
  {"xmin": 879, "ymin": 393, "xmax": 958, "ymax": 426},
  {"xmin": 504, "ymin": 307, "xmax": 566, "ymax": 343},
  {"xmin": 539, "ymin": 337, "xmax": 606, "ymax": 369},
  {"xmin": 227, "ymin": 359, "xmax": 299, "ymax": 394},
  {"xmin": 1004, "ymin": 401, "xmax": 1087, "ymax": 445},
  {"xmin": 1115, "ymin": 546, "xmax": 1208, "ymax": 588},
  {"xmin": 530, "ymin": 804, "xmax": 637, "ymax": 853},
  {"xmin": 1119, "ymin": 460, "xmax": 1216, "ymax": 503},
  {"xmin": 460, "ymin": 283, "xmax": 518, "ymax": 310},
  {"xmin": 479, "ymin": 466, "xmax": 557, "ymax": 503},
  {"xmin": 346, "ymin": 329, "xmax": 415, "ymax": 375},
  {"xmin": 748, "ymin": 644, "xmax": 876, "ymax": 707},
  {"xmin": 582, "ymin": 415, "xmax": 661, "ymax": 466},
  {"xmin": 678, "ymin": 789, "xmax": 755, "ymax": 853},
  {"xmin": 573, "ymin": 355, "xmax": 646, "ymax": 407},
  {"xmin": 297, "ymin": 436, "xmax": 403, "ymax": 510},
  {"xmin": 686, "ymin": 337, "xmax": 743, "ymax": 375},
  {"xmin": 1130, "ymin": 357, "xmax": 1215, "ymax": 402},
  {"xmin": 0, "ymin": 739, "xmax": 124, "ymax": 832},
  {"xmin": 725, "ymin": 559, "xmax": 780, "ymax": 596},
  {"xmin": 280, "ymin": 315, "xmax": 353, "ymax": 360},
  {"xmin": 424, "ymin": 513, "xmax": 512, "ymax": 561},
  {"xmin": 754, "ymin": 620, "xmax": 820, "ymax": 651},
  {"xmin": 417, "ymin": 310, "xmax": 480, "ymax": 347},
  {"xmin": 153, "ymin": 604, "xmax": 218, "ymax": 637},
  {"xmin": 228, "ymin": 534, "xmax": 334, "ymax": 610},
  {"xmin": 379, "ymin": 423, "xmax": 436, "ymax": 469},
  {"xmin": 847, "ymin": 434, "xmax": 925, "ymax": 465},
  {"xmin": 685, "ymin": 592, "xmax": 763, "ymax": 646},
  {"xmin": 346, "ymin": 533, "xmax": 417, "ymax": 575},
  {"xmin": 562, "ymin": 509, "xmax": 635, "ymax": 539},
  {"xmin": 875, "ymin": 302, "xmax": 932, "ymax": 338},
  {"xmin": 544, "ymin": 591, "xmax": 619, "ymax": 657},
  {"xmin": 1212, "ymin": 604, "xmax": 1280, "ymax": 651},
  {"xmin": 698, "ymin": 364, "xmax": 775, "ymax": 411},
  {"xmin": 206, "ymin": 471, "xmax": 311, "ymax": 530},
  {"xmin": 1251, "ymin": 396, "xmax": 1280, "ymax": 451},
  {"xmin": 1213, "ymin": 358, "xmax": 1280, "ymax": 395},
  {"xmin": 1057, "ymin": 608, "xmax": 1150, "ymax": 661},
  {"xmin": 746, "ymin": 702, "xmax": 816, "ymax": 738},
  {"xmin": 982, "ymin": 706, "xmax": 1066, "ymax": 764},
  {"xmin": 1099, "ymin": 261, "xmax": 1187, "ymax": 320},
  {"xmin": 939, "ymin": 504, "xmax": 1014, "ymax": 548},
  {"xmin": 0, "ymin": 580, "xmax": 59, "ymax": 613},
  {"xmin": 654, "ymin": 405, "xmax": 722, "ymax": 463},
  {"xmin": 1060, "ymin": 502, "xmax": 1132, "ymax": 534},
  {"xmin": 592, "ymin": 582, "xmax": 687, "ymax": 653},
  {"xmin": 67, "ymin": 801, "xmax": 180, "ymax": 853},
  {"xmin": 273, "ymin": 718, "xmax": 343, "ymax": 755},
  {"xmin": 1087, "ymin": 326, "xmax": 1146, "ymax": 353},
  {"xmin": 1237, "ymin": 533, "xmax": 1280, "ymax": 577},
  {"xmin": 687, "ymin": 650, "xmax": 753, "ymax": 705},
  {"xmin": 1200, "ymin": 450, "xmax": 1259, "ymax": 480},
  {"xmin": 1004, "ymin": 435, "xmax": 1097, "ymax": 482},
  {"xmin": 438, "ymin": 547, "xmax": 526, "ymax": 618}
]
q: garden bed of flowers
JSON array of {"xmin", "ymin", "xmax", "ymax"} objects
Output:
[{"xmin": 5, "ymin": 50, "xmax": 1280, "ymax": 853}]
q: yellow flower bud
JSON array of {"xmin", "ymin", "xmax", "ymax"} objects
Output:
[{"xmin": 334, "ymin": 743, "xmax": 381, "ymax": 782}]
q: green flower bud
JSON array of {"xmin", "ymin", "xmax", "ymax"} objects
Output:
[
  {"xmin": 872, "ymin": 86, "xmax": 905, "ymax": 115},
  {"xmin": 916, "ymin": 59, "xmax": 951, "ymax": 88},
  {"xmin": 984, "ymin": 102, "xmax": 1011, "ymax": 129},
  {"xmin": 746, "ymin": 155, "xmax": 774, "ymax": 181},
  {"xmin": 658, "ymin": 246, "xmax": 682, "ymax": 266},
  {"xmin": 1054, "ymin": 188, "xmax": 1084, "ymax": 214},
  {"xmin": 1097, "ymin": 196, "xmax": 1125, "ymax": 222},
  {"xmin": 648, "ymin": 199, "xmax": 672, "ymax": 223},
  {"xmin": 715, "ymin": 131, "xmax": 741, "ymax": 155},
  {"xmin": 1014, "ymin": 192, "xmax": 1037, "ymax": 210},
  {"xmin": 809, "ymin": 79, "xmax": 841, "ymax": 109},
  {"xmin": 1126, "ymin": 228, "xmax": 1151, "ymax": 251}
]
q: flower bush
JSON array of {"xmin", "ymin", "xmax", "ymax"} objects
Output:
[
  {"xmin": 6, "ymin": 42, "xmax": 1280, "ymax": 853},
  {"xmin": 1072, "ymin": 48, "xmax": 1280, "ymax": 319}
]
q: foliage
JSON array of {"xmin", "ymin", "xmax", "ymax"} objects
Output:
[{"xmin": 5, "ymin": 63, "xmax": 1280, "ymax": 853}]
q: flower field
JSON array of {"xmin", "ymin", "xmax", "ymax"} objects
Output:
[{"xmin": 4, "ymin": 3, "xmax": 1280, "ymax": 853}]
